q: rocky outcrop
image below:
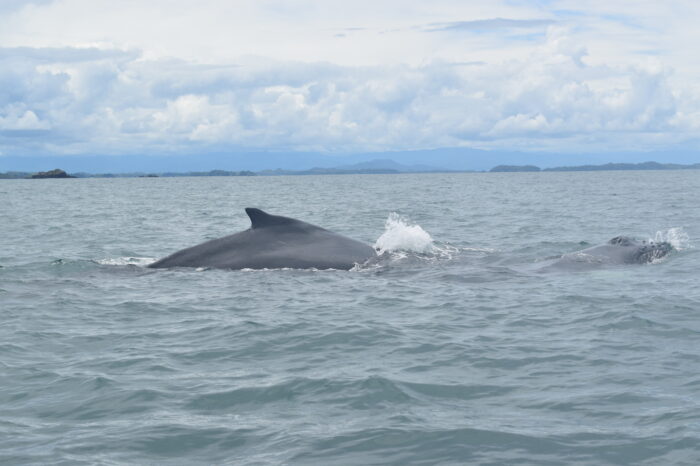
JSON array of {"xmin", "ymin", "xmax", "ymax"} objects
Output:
[{"xmin": 31, "ymin": 169, "xmax": 74, "ymax": 179}]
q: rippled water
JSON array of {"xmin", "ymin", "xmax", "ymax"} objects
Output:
[{"xmin": 2, "ymin": 172, "xmax": 700, "ymax": 465}]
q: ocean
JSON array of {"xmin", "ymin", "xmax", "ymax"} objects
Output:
[{"xmin": 1, "ymin": 171, "xmax": 699, "ymax": 465}]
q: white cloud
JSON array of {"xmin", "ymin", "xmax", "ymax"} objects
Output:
[
  {"xmin": 425, "ymin": 18, "xmax": 556, "ymax": 32},
  {"xmin": 0, "ymin": 108, "xmax": 51, "ymax": 131},
  {"xmin": 0, "ymin": 1, "xmax": 699, "ymax": 156}
]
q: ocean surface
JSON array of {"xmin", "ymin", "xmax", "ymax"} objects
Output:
[{"xmin": 1, "ymin": 171, "xmax": 700, "ymax": 465}]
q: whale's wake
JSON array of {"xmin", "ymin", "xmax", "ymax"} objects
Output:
[{"xmin": 95, "ymin": 257, "xmax": 157, "ymax": 266}]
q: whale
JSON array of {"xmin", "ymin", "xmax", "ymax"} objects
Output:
[
  {"xmin": 541, "ymin": 236, "xmax": 673, "ymax": 271},
  {"xmin": 148, "ymin": 208, "xmax": 376, "ymax": 270}
]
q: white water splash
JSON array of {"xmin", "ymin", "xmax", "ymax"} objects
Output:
[
  {"xmin": 374, "ymin": 213, "xmax": 434, "ymax": 254},
  {"xmin": 96, "ymin": 257, "xmax": 156, "ymax": 266},
  {"xmin": 651, "ymin": 228, "xmax": 691, "ymax": 250}
]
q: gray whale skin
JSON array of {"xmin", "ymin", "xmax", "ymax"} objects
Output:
[
  {"xmin": 544, "ymin": 236, "xmax": 673, "ymax": 270},
  {"xmin": 148, "ymin": 208, "xmax": 376, "ymax": 270}
]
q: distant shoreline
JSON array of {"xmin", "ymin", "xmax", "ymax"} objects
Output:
[
  {"xmin": 2, "ymin": 161, "xmax": 700, "ymax": 179},
  {"xmin": 489, "ymin": 161, "xmax": 700, "ymax": 172}
]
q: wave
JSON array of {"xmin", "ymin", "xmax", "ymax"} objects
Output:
[
  {"xmin": 290, "ymin": 425, "xmax": 616, "ymax": 465},
  {"xmin": 95, "ymin": 257, "xmax": 157, "ymax": 266},
  {"xmin": 184, "ymin": 375, "xmax": 511, "ymax": 412}
]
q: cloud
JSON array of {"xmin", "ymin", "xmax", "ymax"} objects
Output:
[
  {"xmin": 425, "ymin": 18, "xmax": 556, "ymax": 32},
  {"xmin": 0, "ymin": 46, "xmax": 139, "ymax": 63},
  {"xmin": 0, "ymin": 0, "xmax": 54, "ymax": 14},
  {"xmin": 0, "ymin": 25, "xmax": 696, "ymax": 157},
  {"xmin": 0, "ymin": 108, "xmax": 50, "ymax": 131}
]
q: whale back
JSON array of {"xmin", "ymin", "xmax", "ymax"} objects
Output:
[
  {"xmin": 541, "ymin": 235, "xmax": 673, "ymax": 271},
  {"xmin": 149, "ymin": 208, "xmax": 375, "ymax": 270}
]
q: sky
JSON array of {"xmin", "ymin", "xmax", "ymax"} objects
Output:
[{"xmin": 1, "ymin": 0, "xmax": 700, "ymax": 166}]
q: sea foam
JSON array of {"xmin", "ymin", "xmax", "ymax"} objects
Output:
[{"xmin": 96, "ymin": 257, "xmax": 157, "ymax": 266}]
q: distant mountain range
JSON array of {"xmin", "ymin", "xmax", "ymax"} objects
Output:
[
  {"xmin": 4, "ymin": 160, "xmax": 700, "ymax": 179},
  {"xmin": 336, "ymin": 159, "xmax": 444, "ymax": 172},
  {"xmin": 257, "ymin": 159, "xmax": 446, "ymax": 176},
  {"xmin": 4, "ymin": 146, "xmax": 700, "ymax": 174},
  {"xmin": 0, "ymin": 158, "xmax": 451, "ymax": 178}
]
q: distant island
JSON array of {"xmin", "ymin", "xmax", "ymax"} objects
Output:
[
  {"xmin": 31, "ymin": 169, "xmax": 75, "ymax": 179},
  {"xmin": 3, "ymin": 160, "xmax": 700, "ymax": 179},
  {"xmin": 490, "ymin": 161, "xmax": 700, "ymax": 172}
]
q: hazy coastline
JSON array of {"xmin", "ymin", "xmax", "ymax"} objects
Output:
[{"xmin": 3, "ymin": 160, "xmax": 700, "ymax": 179}]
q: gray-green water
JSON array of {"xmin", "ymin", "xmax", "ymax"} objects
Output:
[{"xmin": 2, "ymin": 172, "xmax": 700, "ymax": 465}]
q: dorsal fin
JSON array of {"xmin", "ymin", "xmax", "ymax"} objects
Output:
[{"xmin": 245, "ymin": 208, "xmax": 295, "ymax": 229}]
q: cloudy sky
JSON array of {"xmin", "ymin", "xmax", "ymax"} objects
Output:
[{"xmin": 1, "ymin": 0, "xmax": 699, "ymax": 161}]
